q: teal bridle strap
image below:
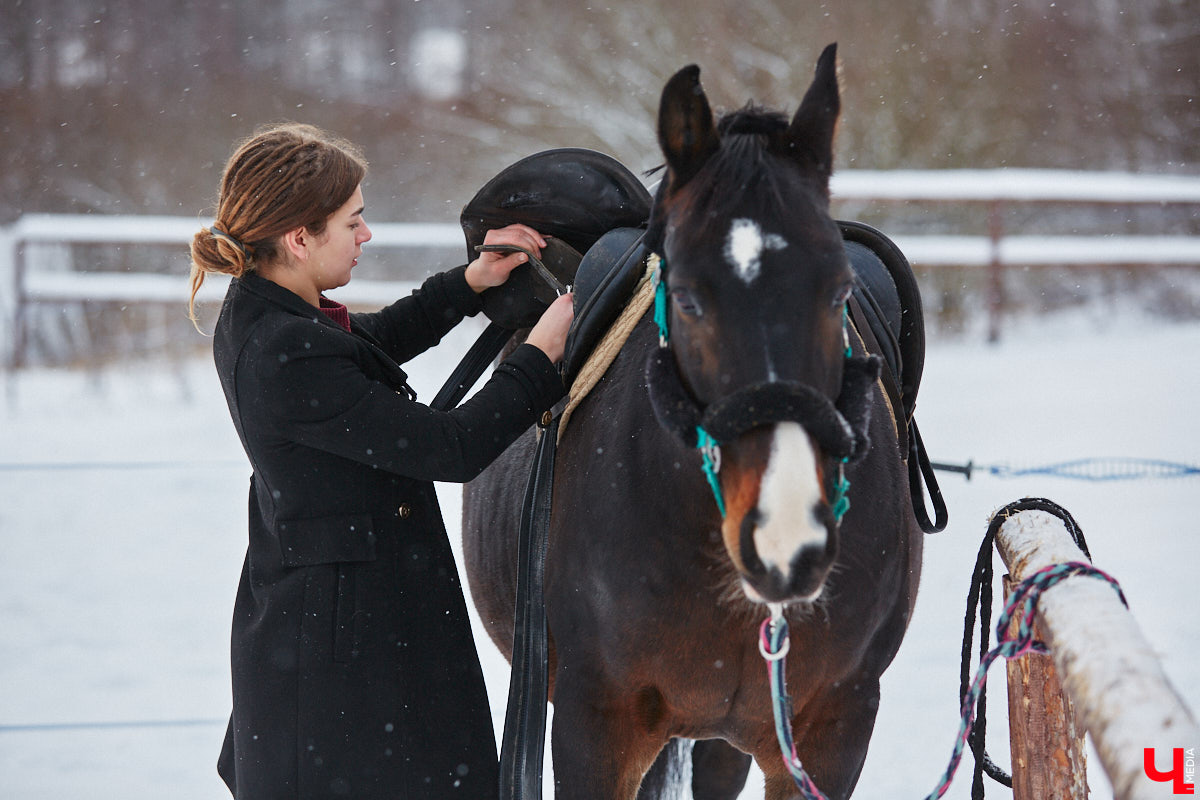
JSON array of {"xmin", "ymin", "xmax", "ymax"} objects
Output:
[
  {"xmin": 652, "ymin": 255, "xmax": 670, "ymax": 346},
  {"xmin": 831, "ymin": 458, "xmax": 851, "ymax": 522},
  {"xmin": 697, "ymin": 430, "xmax": 850, "ymax": 523},
  {"xmin": 696, "ymin": 426, "xmax": 726, "ymax": 517}
]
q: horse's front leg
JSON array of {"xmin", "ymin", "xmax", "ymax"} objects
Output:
[
  {"xmin": 755, "ymin": 677, "xmax": 881, "ymax": 800},
  {"xmin": 549, "ymin": 666, "xmax": 667, "ymax": 799}
]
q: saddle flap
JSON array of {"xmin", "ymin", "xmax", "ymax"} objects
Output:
[
  {"xmin": 838, "ymin": 220, "xmax": 926, "ymax": 420},
  {"xmin": 461, "ymin": 148, "xmax": 652, "ymax": 329},
  {"xmin": 479, "ymin": 237, "xmax": 583, "ymax": 330}
]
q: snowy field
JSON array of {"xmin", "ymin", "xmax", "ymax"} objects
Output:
[{"xmin": 2, "ymin": 302, "xmax": 1198, "ymax": 799}]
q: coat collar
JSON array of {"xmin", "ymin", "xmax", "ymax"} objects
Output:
[
  {"xmin": 235, "ymin": 272, "xmax": 344, "ymax": 332},
  {"xmin": 231, "ymin": 272, "xmax": 417, "ymax": 399}
]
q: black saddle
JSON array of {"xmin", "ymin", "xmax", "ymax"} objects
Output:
[
  {"xmin": 461, "ymin": 148, "xmax": 652, "ymax": 329},
  {"xmin": 561, "ymin": 227, "xmax": 649, "ymax": 384}
]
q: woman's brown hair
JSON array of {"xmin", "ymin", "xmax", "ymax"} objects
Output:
[{"xmin": 188, "ymin": 123, "xmax": 368, "ymax": 326}]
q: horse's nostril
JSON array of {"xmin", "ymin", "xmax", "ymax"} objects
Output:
[
  {"xmin": 790, "ymin": 542, "xmax": 831, "ymax": 590},
  {"xmin": 738, "ymin": 509, "xmax": 766, "ymax": 575}
]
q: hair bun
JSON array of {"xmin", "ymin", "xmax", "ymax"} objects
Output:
[{"xmin": 191, "ymin": 225, "xmax": 250, "ymax": 278}]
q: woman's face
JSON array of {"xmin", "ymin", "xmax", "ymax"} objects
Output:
[{"xmin": 305, "ymin": 184, "xmax": 371, "ymax": 294}]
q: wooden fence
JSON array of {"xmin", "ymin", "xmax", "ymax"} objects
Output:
[
  {"xmin": 995, "ymin": 507, "xmax": 1200, "ymax": 800},
  {"xmin": 3, "ymin": 168, "xmax": 1200, "ymax": 368}
]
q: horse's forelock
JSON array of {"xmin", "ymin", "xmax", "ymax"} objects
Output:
[
  {"xmin": 716, "ymin": 104, "xmax": 789, "ymax": 137},
  {"xmin": 683, "ymin": 123, "xmax": 815, "ymax": 232},
  {"xmin": 651, "ymin": 104, "xmax": 832, "ymax": 258}
]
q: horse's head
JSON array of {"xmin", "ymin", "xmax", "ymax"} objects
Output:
[{"xmin": 645, "ymin": 44, "xmax": 879, "ymax": 606}]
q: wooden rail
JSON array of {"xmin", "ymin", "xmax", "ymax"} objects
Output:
[
  {"xmin": 3, "ymin": 169, "xmax": 1199, "ymax": 366},
  {"xmin": 995, "ymin": 508, "xmax": 1200, "ymax": 800}
]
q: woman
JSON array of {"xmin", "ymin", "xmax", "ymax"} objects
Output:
[{"xmin": 188, "ymin": 123, "xmax": 573, "ymax": 799}]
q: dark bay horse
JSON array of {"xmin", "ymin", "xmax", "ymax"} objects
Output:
[{"xmin": 464, "ymin": 44, "xmax": 923, "ymax": 799}]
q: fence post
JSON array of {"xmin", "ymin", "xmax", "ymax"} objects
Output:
[
  {"xmin": 1003, "ymin": 573, "xmax": 1088, "ymax": 799},
  {"xmin": 995, "ymin": 508, "xmax": 1200, "ymax": 800},
  {"xmin": 986, "ymin": 199, "xmax": 1005, "ymax": 343}
]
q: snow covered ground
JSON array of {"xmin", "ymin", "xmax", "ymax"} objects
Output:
[{"xmin": 2, "ymin": 304, "xmax": 1198, "ymax": 799}]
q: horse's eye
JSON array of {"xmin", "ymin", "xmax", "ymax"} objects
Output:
[
  {"xmin": 834, "ymin": 283, "xmax": 854, "ymax": 308},
  {"xmin": 671, "ymin": 288, "xmax": 702, "ymax": 316}
]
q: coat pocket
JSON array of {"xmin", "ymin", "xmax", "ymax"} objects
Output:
[
  {"xmin": 333, "ymin": 563, "xmax": 359, "ymax": 663},
  {"xmin": 278, "ymin": 514, "xmax": 376, "ymax": 567}
]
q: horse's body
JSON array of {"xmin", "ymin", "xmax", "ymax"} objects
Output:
[{"xmin": 464, "ymin": 46, "xmax": 923, "ymax": 799}]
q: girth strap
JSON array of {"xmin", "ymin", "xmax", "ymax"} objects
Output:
[
  {"xmin": 498, "ymin": 416, "xmax": 558, "ymax": 800},
  {"xmin": 431, "ymin": 322, "xmax": 557, "ymax": 800}
]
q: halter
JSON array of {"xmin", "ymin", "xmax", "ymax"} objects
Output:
[{"xmin": 646, "ymin": 254, "xmax": 879, "ymax": 522}]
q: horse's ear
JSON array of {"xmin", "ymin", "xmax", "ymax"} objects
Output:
[
  {"xmin": 657, "ymin": 64, "xmax": 720, "ymax": 192},
  {"xmin": 785, "ymin": 43, "xmax": 840, "ymax": 187}
]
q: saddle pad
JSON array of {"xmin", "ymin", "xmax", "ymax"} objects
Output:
[{"xmin": 558, "ymin": 258, "xmax": 656, "ymax": 441}]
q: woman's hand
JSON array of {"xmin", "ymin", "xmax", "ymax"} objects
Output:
[
  {"xmin": 465, "ymin": 224, "xmax": 547, "ymax": 293},
  {"xmin": 524, "ymin": 293, "xmax": 575, "ymax": 365}
]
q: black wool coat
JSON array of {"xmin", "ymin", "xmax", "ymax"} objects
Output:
[{"xmin": 213, "ymin": 269, "xmax": 564, "ymax": 799}]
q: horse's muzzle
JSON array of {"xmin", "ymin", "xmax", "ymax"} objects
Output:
[
  {"xmin": 645, "ymin": 348, "xmax": 879, "ymax": 603},
  {"xmin": 741, "ymin": 545, "xmax": 835, "ymax": 604},
  {"xmin": 727, "ymin": 423, "xmax": 840, "ymax": 604}
]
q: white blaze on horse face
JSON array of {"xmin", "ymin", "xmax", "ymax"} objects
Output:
[
  {"xmin": 753, "ymin": 422, "xmax": 826, "ymax": 578},
  {"xmin": 725, "ymin": 218, "xmax": 787, "ymax": 284}
]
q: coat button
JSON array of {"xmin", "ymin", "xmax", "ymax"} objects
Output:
[
  {"xmin": 397, "ymin": 503, "xmax": 412, "ymax": 519},
  {"xmin": 540, "ymin": 410, "xmax": 553, "ymax": 427}
]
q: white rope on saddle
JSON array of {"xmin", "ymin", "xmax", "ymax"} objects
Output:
[{"xmin": 557, "ymin": 257, "xmax": 657, "ymax": 442}]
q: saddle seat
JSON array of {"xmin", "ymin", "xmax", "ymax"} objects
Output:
[{"xmin": 561, "ymin": 227, "xmax": 649, "ymax": 385}]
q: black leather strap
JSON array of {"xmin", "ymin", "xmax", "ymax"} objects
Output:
[
  {"xmin": 498, "ymin": 416, "xmax": 558, "ymax": 800},
  {"xmin": 847, "ymin": 293, "xmax": 908, "ymax": 457},
  {"xmin": 908, "ymin": 418, "xmax": 949, "ymax": 533},
  {"xmin": 429, "ymin": 322, "xmax": 513, "ymax": 412}
]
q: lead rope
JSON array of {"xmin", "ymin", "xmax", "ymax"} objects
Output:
[
  {"xmin": 924, "ymin": 559, "xmax": 1126, "ymax": 799},
  {"xmin": 760, "ymin": 604, "xmax": 829, "ymax": 800},
  {"xmin": 757, "ymin": 560, "xmax": 1127, "ymax": 800}
]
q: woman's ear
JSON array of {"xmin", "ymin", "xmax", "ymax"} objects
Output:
[{"xmin": 281, "ymin": 227, "xmax": 309, "ymax": 261}]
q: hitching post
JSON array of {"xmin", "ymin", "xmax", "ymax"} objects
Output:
[
  {"xmin": 1003, "ymin": 572, "xmax": 1088, "ymax": 799},
  {"xmin": 994, "ymin": 508, "xmax": 1200, "ymax": 800}
]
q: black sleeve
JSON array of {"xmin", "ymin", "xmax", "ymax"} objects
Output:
[
  {"xmin": 350, "ymin": 265, "xmax": 484, "ymax": 365},
  {"xmin": 255, "ymin": 322, "xmax": 563, "ymax": 483}
]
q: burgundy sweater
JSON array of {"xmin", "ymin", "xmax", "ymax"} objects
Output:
[{"xmin": 319, "ymin": 296, "xmax": 351, "ymax": 332}]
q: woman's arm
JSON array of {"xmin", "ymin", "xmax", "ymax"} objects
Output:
[
  {"xmin": 254, "ymin": 322, "xmax": 564, "ymax": 483},
  {"xmin": 351, "ymin": 225, "xmax": 547, "ymax": 364},
  {"xmin": 350, "ymin": 265, "xmax": 481, "ymax": 364}
]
